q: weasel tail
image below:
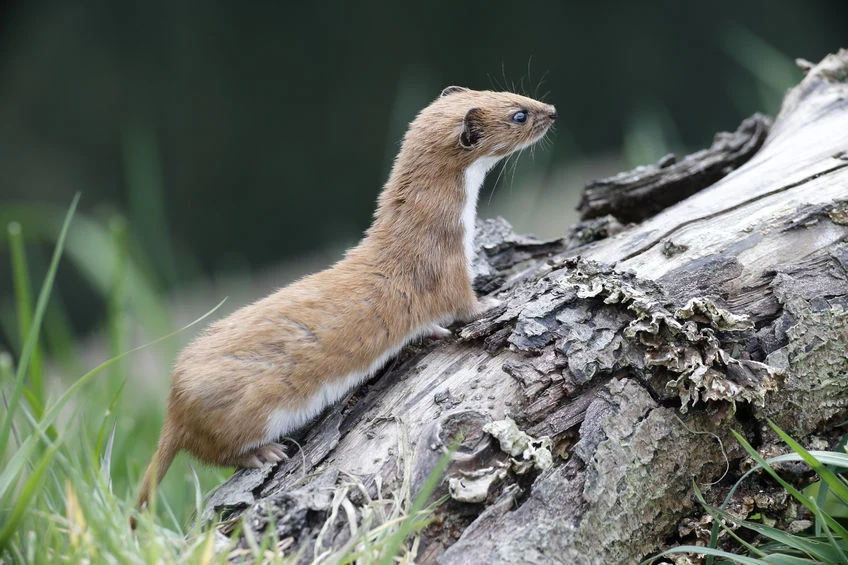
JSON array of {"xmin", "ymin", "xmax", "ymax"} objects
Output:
[{"xmin": 134, "ymin": 425, "xmax": 178, "ymax": 524}]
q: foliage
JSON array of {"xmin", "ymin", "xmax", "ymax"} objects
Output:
[
  {"xmin": 0, "ymin": 201, "xmax": 444, "ymax": 563},
  {"xmin": 646, "ymin": 421, "xmax": 848, "ymax": 564}
]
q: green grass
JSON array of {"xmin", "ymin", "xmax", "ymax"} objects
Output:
[
  {"xmin": 0, "ymin": 199, "xmax": 230, "ymax": 532},
  {"xmin": 0, "ymin": 197, "xmax": 447, "ymax": 563},
  {"xmin": 0, "ymin": 196, "xmax": 223, "ymax": 561},
  {"xmin": 645, "ymin": 421, "xmax": 848, "ymax": 564}
]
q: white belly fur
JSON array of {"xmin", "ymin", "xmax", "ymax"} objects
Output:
[
  {"xmin": 258, "ymin": 157, "xmax": 499, "ymax": 451},
  {"xmin": 257, "ymin": 323, "xmax": 438, "ymax": 450}
]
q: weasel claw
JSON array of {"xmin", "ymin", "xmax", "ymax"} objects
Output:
[
  {"xmin": 238, "ymin": 442, "xmax": 289, "ymax": 468},
  {"xmin": 239, "ymin": 454, "xmax": 263, "ymax": 469},
  {"xmin": 429, "ymin": 325, "xmax": 453, "ymax": 339}
]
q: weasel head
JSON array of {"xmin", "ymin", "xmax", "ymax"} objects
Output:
[
  {"xmin": 406, "ymin": 86, "xmax": 557, "ymax": 165},
  {"xmin": 369, "ymin": 86, "xmax": 557, "ymax": 253}
]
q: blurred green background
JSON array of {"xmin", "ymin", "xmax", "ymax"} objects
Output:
[
  {"xmin": 0, "ymin": 0, "xmax": 847, "ymax": 532},
  {"xmin": 1, "ymin": 0, "xmax": 846, "ymax": 343}
]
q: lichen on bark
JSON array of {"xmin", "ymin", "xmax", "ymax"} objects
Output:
[{"xmin": 762, "ymin": 242, "xmax": 848, "ymax": 434}]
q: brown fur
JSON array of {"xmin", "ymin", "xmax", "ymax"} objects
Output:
[{"xmin": 135, "ymin": 87, "xmax": 556, "ymax": 517}]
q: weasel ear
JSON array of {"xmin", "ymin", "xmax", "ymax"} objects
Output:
[
  {"xmin": 441, "ymin": 85, "xmax": 469, "ymax": 97},
  {"xmin": 460, "ymin": 107, "xmax": 484, "ymax": 149}
]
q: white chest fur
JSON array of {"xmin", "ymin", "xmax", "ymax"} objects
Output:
[
  {"xmin": 462, "ymin": 157, "xmax": 500, "ymax": 277},
  {"xmin": 256, "ymin": 156, "xmax": 500, "ymax": 451}
]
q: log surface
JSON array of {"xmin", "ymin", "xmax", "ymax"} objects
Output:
[
  {"xmin": 206, "ymin": 50, "xmax": 848, "ymax": 564},
  {"xmin": 577, "ymin": 113, "xmax": 771, "ymax": 223}
]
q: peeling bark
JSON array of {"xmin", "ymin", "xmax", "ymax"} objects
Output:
[
  {"xmin": 204, "ymin": 50, "xmax": 848, "ymax": 564},
  {"xmin": 577, "ymin": 114, "xmax": 771, "ymax": 223}
]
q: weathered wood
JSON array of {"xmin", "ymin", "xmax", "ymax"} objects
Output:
[
  {"xmin": 206, "ymin": 50, "xmax": 848, "ymax": 564},
  {"xmin": 578, "ymin": 114, "xmax": 771, "ymax": 222}
]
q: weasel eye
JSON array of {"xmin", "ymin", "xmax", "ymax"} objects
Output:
[{"xmin": 512, "ymin": 111, "xmax": 528, "ymax": 124}]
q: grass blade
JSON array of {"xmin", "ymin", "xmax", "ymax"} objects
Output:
[
  {"xmin": 693, "ymin": 483, "xmax": 843, "ymax": 562},
  {"xmin": 0, "ymin": 193, "xmax": 79, "ymax": 457},
  {"xmin": 708, "ymin": 449, "xmax": 848, "ymax": 562},
  {"xmin": 94, "ymin": 379, "xmax": 125, "ymax": 460},
  {"xmin": 0, "ymin": 297, "xmax": 226, "ymax": 503},
  {"xmin": 376, "ymin": 447, "xmax": 453, "ymax": 565},
  {"xmin": 99, "ymin": 419, "xmax": 117, "ymax": 490},
  {"xmin": 8, "ymin": 221, "xmax": 45, "ymax": 406},
  {"xmin": 0, "ymin": 438, "xmax": 64, "ymax": 548},
  {"xmin": 768, "ymin": 420, "xmax": 848, "ymax": 506},
  {"xmin": 761, "ymin": 556, "xmax": 826, "ymax": 564},
  {"xmin": 815, "ymin": 431, "xmax": 848, "ymax": 536},
  {"xmin": 692, "ymin": 484, "xmax": 765, "ymax": 559},
  {"xmin": 646, "ymin": 545, "xmax": 767, "ymax": 564},
  {"xmin": 0, "ymin": 203, "xmax": 174, "ymax": 355},
  {"xmin": 731, "ymin": 431, "xmax": 848, "ymax": 547},
  {"xmin": 122, "ymin": 124, "xmax": 179, "ymax": 287}
]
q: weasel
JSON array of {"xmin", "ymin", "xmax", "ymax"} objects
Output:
[{"xmin": 135, "ymin": 86, "xmax": 556, "ymax": 514}]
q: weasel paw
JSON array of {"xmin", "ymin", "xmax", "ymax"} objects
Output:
[
  {"xmin": 461, "ymin": 296, "xmax": 503, "ymax": 322},
  {"xmin": 429, "ymin": 324, "xmax": 453, "ymax": 339},
  {"xmin": 237, "ymin": 442, "xmax": 288, "ymax": 468}
]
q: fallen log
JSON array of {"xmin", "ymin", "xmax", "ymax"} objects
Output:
[{"xmin": 205, "ymin": 49, "xmax": 848, "ymax": 564}]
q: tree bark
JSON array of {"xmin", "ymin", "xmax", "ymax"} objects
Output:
[{"xmin": 205, "ymin": 50, "xmax": 848, "ymax": 564}]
